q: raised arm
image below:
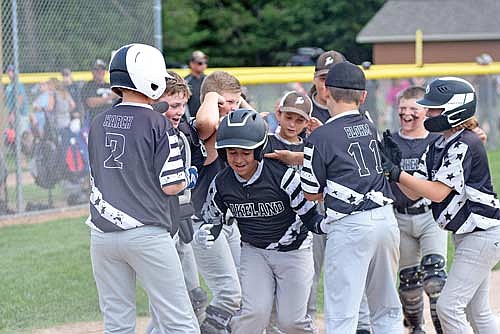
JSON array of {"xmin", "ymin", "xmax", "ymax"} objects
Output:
[{"xmin": 195, "ymin": 92, "xmax": 224, "ymax": 140}]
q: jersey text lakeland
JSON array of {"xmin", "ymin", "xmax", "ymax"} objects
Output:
[{"xmin": 228, "ymin": 201, "xmax": 285, "ymax": 218}]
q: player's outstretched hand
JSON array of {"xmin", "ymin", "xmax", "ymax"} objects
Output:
[
  {"xmin": 185, "ymin": 166, "xmax": 198, "ymax": 189},
  {"xmin": 382, "ymin": 159, "xmax": 402, "ymax": 183},
  {"xmin": 193, "ymin": 224, "xmax": 215, "ymax": 249},
  {"xmin": 264, "ymin": 150, "xmax": 303, "ymax": 166},
  {"xmin": 382, "ymin": 129, "xmax": 402, "ymax": 166}
]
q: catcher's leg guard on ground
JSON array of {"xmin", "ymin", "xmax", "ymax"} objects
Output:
[
  {"xmin": 421, "ymin": 254, "xmax": 446, "ymax": 334},
  {"xmin": 190, "ymin": 287, "xmax": 209, "ymax": 322},
  {"xmin": 399, "ymin": 266, "xmax": 426, "ymax": 334},
  {"xmin": 200, "ymin": 305, "xmax": 233, "ymax": 334}
]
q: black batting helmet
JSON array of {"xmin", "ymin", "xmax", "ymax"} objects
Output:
[
  {"xmin": 417, "ymin": 77, "xmax": 476, "ymax": 132},
  {"xmin": 216, "ymin": 109, "xmax": 268, "ymax": 162}
]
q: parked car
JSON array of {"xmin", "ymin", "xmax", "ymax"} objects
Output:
[{"xmin": 287, "ymin": 47, "xmax": 325, "ymax": 66}]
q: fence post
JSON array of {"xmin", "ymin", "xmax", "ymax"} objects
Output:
[
  {"xmin": 12, "ymin": 0, "xmax": 23, "ymax": 212},
  {"xmin": 153, "ymin": 0, "xmax": 163, "ymax": 52}
]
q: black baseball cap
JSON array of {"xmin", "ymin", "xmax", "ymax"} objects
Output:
[
  {"xmin": 314, "ymin": 50, "xmax": 345, "ymax": 77},
  {"xmin": 325, "ymin": 61, "xmax": 366, "ymax": 91}
]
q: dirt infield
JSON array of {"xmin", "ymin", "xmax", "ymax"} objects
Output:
[{"xmin": 33, "ymin": 271, "xmax": 500, "ymax": 334}]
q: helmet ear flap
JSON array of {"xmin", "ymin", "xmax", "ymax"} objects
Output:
[{"xmin": 254, "ymin": 136, "xmax": 268, "ymax": 161}]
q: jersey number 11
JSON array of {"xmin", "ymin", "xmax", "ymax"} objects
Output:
[{"xmin": 348, "ymin": 139, "xmax": 383, "ymax": 177}]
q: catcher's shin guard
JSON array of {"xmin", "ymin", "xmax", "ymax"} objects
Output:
[
  {"xmin": 200, "ymin": 305, "xmax": 232, "ymax": 334},
  {"xmin": 421, "ymin": 254, "xmax": 447, "ymax": 334},
  {"xmin": 399, "ymin": 266, "xmax": 425, "ymax": 332},
  {"xmin": 189, "ymin": 287, "xmax": 209, "ymax": 321}
]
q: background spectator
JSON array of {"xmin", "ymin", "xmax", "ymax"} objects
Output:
[
  {"xmin": 4, "ymin": 65, "xmax": 30, "ymax": 141},
  {"xmin": 61, "ymin": 68, "xmax": 82, "ymax": 114},
  {"xmin": 185, "ymin": 50, "xmax": 208, "ymax": 118},
  {"xmin": 80, "ymin": 59, "xmax": 115, "ymax": 127}
]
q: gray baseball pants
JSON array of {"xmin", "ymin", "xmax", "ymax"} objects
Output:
[
  {"xmin": 437, "ymin": 225, "xmax": 500, "ymax": 334},
  {"xmin": 90, "ymin": 226, "xmax": 199, "ymax": 334},
  {"xmin": 396, "ymin": 210, "xmax": 447, "ymax": 269},
  {"xmin": 324, "ymin": 205, "xmax": 403, "ymax": 334},
  {"xmin": 191, "ymin": 221, "xmax": 242, "ymax": 314},
  {"xmin": 308, "ymin": 233, "xmax": 372, "ymax": 331},
  {"xmin": 175, "ymin": 236, "xmax": 200, "ymax": 291},
  {"xmin": 232, "ymin": 243, "xmax": 316, "ymax": 334}
]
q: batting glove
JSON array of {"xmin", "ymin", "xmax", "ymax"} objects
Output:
[
  {"xmin": 185, "ymin": 166, "xmax": 198, "ymax": 189},
  {"xmin": 193, "ymin": 223, "xmax": 215, "ymax": 249},
  {"xmin": 383, "ymin": 160, "xmax": 402, "ymax": 183},
  {"xmin": 382, "ymin": 129, "xmax": 402, "ymax": 166}
]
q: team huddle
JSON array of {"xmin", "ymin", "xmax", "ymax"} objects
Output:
[{"xmin": 86, "ymin": 43, "xmax": 500, "ymax": 334}]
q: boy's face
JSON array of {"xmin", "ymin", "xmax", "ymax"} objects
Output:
[
  {"xmin": 398, "ymin": 97, "xmax": 427, "ymax": 133},
  {"xmin": 219, "ymin": 91, "xmax": 241, "ymax": 117},
  {"xmin": 226, "ymin": 148, "xmax": 258, "ymax": 180},
  {"xmin": 160, "ymin": 93, "xmax": 187, "ymax": 128},
  {"xmin": 276, "ymin": 111, "xmax": 307, "ymax": 141},
  {"xmin": 313, "ymin": 75, "xmax": 330, "ymax": 103}
]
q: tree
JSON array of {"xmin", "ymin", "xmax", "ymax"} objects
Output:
[{"xmin": 162, "ymin": 0, "xmax": 385, "ymax": 66}]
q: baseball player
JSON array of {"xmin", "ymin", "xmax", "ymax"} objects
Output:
[
  {"xmin": 264, "ymin": 89, "xmax": 373, "ymax": 334},
  {"xmin": 263, "ymin": 91, "xmax": 312, "ymax": 170},
  {"xmin": 192, "ymin": 71, "xmax": 255, "ymax": 333},
  {"xmin": 194, "ymin": 109, "xmax": 325, "ymax": 334},
  {"xmin": 309, "ymin": 50, "xmax": 346, "ymax": 124},
  {"xmin": 301, "ymin": 61, "xmax": 403, "ymax": 334},
  {"xmin": 383, "ymin": 77, "xmax": 500, "ymax": 334},
  {"xmin": 307, "ymin": 51, "xmax": 373, "ymax": 334},
  {"xmin": 153, "ymin": 71, "xmax": 209, "ymax": 323},
  {"xmin": 390, "ymin": 86, "xmax": 446, "ymax": 334},
  {"xmin": 263, "ymin": 91, "xmax": 311, "ymax": 334},
  {"xmin": 87, "ymin": 43, "xmax": 199, "ymax": 333}
]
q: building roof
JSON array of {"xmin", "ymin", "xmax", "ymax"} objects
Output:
[{"xmin": 357, "ymin": 0, "xmax": 500, "ymax": 43}]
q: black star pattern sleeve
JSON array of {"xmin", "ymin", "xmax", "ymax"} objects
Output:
[{"xmin": 434, "ymin": 140, "xmax": 469, "ymax": 193}]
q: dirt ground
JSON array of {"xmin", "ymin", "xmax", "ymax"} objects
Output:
[{"xmin": 32, "ymin": 271, "xmax": 500, "ymax": 334}]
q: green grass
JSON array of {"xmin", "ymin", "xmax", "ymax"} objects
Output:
[
  {"xmin": 0, "ymin": 217, "xmax": 149, "ymax": 333},
  {"xmin": 488, "ymin": 150, "xmax": 500, "ymax": 191},
  {"xmin": 7, "ymin": 183, "xmax": 65, "ymax": 205}
]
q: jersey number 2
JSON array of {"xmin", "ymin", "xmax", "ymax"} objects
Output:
[
  {"xmin": 104, "ymin": 133, "xmax": 125, "ymax": 169},
  {"xmin": 348, "ymin": 140, "xmax": 382, "ymax": 177}
]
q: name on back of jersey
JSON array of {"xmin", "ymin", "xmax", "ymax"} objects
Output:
[
  {"xmin": 103, "ymin": 114, "xmax": 134, "ymax": 129},
  {"xmin": 344, "ymin": 124, "xmax": 372, "ymax": 139}
]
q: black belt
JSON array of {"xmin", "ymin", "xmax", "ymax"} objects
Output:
[{"xmin": 395, "ymin": 205, "xmax": 431, "ymax": 215}]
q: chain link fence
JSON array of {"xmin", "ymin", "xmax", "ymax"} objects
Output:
[
  {"xmin": 1, "ymin": 1, "xmax": 499, "ymax": 219},
  {"xmin": 1, "ymin": 0, "xmax": 159, "ymax": 215}
]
